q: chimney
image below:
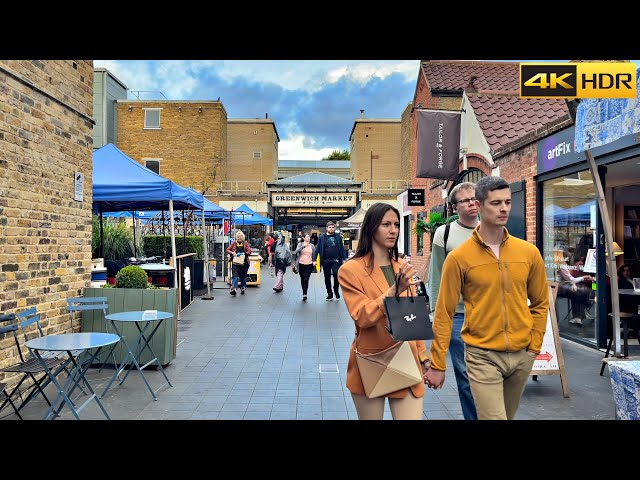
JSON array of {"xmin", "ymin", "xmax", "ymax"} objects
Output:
[
  {"xmin": 360, "ymin": 109, "xmax": 365, "ymax": 118},
  {"xmin": 466, "ymin": 76, "xmax": 479, "ymax": 93}
]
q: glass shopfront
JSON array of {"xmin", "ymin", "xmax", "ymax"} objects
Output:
[
  {"xmin": 540, "ymin": 170, "xmax": 598, "ymax": 345},
  {"xmin": 536, "ymin": 125, "xmax": 640, "ymax": 350}
]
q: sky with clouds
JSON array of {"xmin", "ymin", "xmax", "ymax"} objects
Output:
[
  {"xmin": 94, "ymin": 60, "xmax": 640, "ymax": 161},
  {"xmin": 93, "ymin": 60, "xmax": 419, "ymax": 160}
]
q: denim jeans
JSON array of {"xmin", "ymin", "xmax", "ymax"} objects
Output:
[
  {"xmin": 231, "ymin": 264, "xmax": 247, "ymax": 289},
  {"xmin": 450, "ymin": 312, "xmax": 477, "ymax": 420}
]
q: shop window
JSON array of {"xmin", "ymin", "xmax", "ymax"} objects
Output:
[{"xmin": 541, "ymin": 170, "xmax": 597, "ymax": 344}]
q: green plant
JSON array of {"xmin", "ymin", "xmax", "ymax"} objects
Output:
[
  {"xmin": 143, "ymin": 235, "xmax": 203, "ymax": 259},
  {"xmin": 115, "ymin": 265, "xmax": 151, "ymax": 289},
  {"xmin": 92, "ymin": 215, "xmax": 137, "ymax": 260},
  {"xmin": 415, "ymin": 212, "xmax": 459, "ymax": 251}
]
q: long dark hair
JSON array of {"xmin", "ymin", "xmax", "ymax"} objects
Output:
[{"xmin": 353, "ymin": 203, "xmax": 400, "ymax": 268}]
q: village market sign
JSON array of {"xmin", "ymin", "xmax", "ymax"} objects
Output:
[{"xmin": 272, "ymin": 193, "xmax": 357, "ymax": 207}]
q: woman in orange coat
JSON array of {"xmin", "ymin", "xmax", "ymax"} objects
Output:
[{"xmin": 338, "ymin": 202, "xmax": 429, "ymax": 420}]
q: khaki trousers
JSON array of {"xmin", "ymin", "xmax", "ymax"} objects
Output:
[
  {"xmin": 351, "ymin": 391, "xmax": 423, "ymax": 420},
  {"xmin": 465, "ymin": 346, "xmax": 535, "ymax": 420}
]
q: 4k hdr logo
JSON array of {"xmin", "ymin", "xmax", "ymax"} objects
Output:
[{"xmin": 520, "ymin": 62, "xmax": 636, "ymax": 98}]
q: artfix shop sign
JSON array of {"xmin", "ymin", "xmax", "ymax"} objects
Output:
[
  {"xmin": 537, "ymin": 126, "xmax": 639, "ymax": 174},
  {"xmin": 537, "ymin": 127, "xmax": 583, "ymax": 172},
  {"xmin": 272, "ymin": 193, "xmax": 357, "ymax": 207}
]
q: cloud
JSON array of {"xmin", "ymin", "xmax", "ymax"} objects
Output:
[
  {"xmin": 278, "ymin": 135, "xmax": 341, "ymax": 160},
  {"xmin": 93, "ymin": 60, "xmax": 419, "ymax": 159}
]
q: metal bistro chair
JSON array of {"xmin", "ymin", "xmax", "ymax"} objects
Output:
[
  {"xmin": 66, "ymin": 296, "xmax": 119, "ymax": 373},
  {"xmin": 0, "ymin": 381, "xmax": 22, "ymax": 420},
  {"xmin": 0, "ymin": 312, "xmax": 65, "ymax": 416},
  {"xmin": 16, "ymin": 307, "xmax": 91, "ymax": 397}
]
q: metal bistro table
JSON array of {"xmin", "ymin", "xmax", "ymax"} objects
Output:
[
  {"xmin": 101, "ymin": 310, "xmax": 174, "ymax": 400},
  {"xmin": 25, "ymin": 332, "xmax": 120, "ymax": 420}
]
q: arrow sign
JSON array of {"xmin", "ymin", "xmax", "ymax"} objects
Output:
[{"xmin": 536, "ymin": 351, "xmax": 554, "ymax": 362}]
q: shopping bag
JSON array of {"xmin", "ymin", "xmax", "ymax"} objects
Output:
[
  {"xmin": 383, "ymin": 273, "xmax": 433, "ymax": 341},
  {"xmin": 232, "ymin": 253, "xmax": 246, "ymax": 265},
  {"xmin": 355, "ymin": 341, "xmax": 422, "ymax": 398}
]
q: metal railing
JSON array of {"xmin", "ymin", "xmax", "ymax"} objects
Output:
[
  {"xmin": 363, "ymin": 180, "xmax": 410, "ymax": 194},
  {"xmin": 217, "ymin": 179, "xmax": 410, "ymax": 195},
  {"xmin": 217, "ymin": 181, "xmax": 265, "ymax": 194}
]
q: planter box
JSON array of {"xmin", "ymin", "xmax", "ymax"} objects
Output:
[{"xmin": 82, "ymin": 287, "xmax": 178, "ymax": 366}]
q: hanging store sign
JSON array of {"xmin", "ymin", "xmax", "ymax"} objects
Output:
[
  {"xmin": 407, "ymin": 189, "xmax": 425, "ymax": 206},
  {"xmin": 272, "ymin": 193, "xmax": 357, "ymax": 207},
  {"xmin": 416, "ymin": 110, "xmax": 461, "ymax": 181}
]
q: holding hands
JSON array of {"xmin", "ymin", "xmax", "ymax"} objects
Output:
[{"xmin": 424, "ymin": 367, "xmax": 445, "ymax": 389}]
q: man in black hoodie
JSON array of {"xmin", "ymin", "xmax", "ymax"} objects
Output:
[{"xmin": 313, "ymin": 221, "xmax": 346, "ymax": 300}]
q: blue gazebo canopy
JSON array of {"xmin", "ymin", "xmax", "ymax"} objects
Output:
[
  {"xmin": 231, "ymin": 203, "xmax": 273, "ymax": 226},
  {"xmin": 92, "ymin": 144, "xmax": 204, "ymax": 212}
]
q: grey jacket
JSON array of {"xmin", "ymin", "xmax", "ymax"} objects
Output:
[{"xmin": 293, "ymin": 242, "xmax": 316, "ymax": 271}]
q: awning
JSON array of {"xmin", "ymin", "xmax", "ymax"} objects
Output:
[{"xmin": 338, "ymin": 208, "xmax": 366, "ymax": 230}]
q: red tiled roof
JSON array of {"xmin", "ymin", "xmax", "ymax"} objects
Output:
[
  {"xmin": 466, "ymin": 93, "xmax": 569, "ymax": 153},
  {"xmin": 422, "ymin": 60, "xmax": 520, "ymax": 92}
]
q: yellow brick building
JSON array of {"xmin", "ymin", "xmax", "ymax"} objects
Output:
[
  {"xmin": 0, "ymin": 60, "xmax": 94, "ymax": 375},
  {"xmin": 116, "ymin": 100, "xmax": 227, "ymax": 197}
]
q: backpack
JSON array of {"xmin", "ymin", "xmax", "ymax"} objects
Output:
[
  {"xmin": 275, "ymin": 240, "xmax": 292, "ymax": 267},
  {"xmin": 443, "ymin": 223, "xmax": 451, "ymax": 257},
  {"xmin": 284, "ymin": 247, "xmax": 292, "ymax": 266}
]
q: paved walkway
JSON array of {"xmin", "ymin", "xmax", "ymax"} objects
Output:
[{"xmin": 3, "ymin": 264, "xmax": 621, "ymax": 420}]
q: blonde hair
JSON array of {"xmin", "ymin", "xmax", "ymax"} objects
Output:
[{"xmin": 235, "ymin": 231, "xmax": 245, "ymax": 241}]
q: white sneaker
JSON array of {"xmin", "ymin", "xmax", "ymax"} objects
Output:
[
  {"xmin": 569, "ymin": 317, "xmax": 583, "ymax": 325},
  {"xmin": 585, "ymin": 311, "xmax": 595, "ymax": 319}
]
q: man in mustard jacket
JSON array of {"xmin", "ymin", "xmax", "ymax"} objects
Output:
[{"xmin": 424, "ymin": 176, "xmax": 548, "ymax": 420}]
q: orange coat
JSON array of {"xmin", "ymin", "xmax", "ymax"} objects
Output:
[{"xmin": 338, "ymin": 253, "xmax": 428, "ymax": 398}]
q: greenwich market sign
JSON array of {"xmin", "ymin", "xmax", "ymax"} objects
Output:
[{"xmin": 272, "ymin": 193, "xmax": 357, "ymax": 207}]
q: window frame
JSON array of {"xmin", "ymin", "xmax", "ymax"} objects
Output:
[
  {"xmin": 144, "ymin": 108, "xmax": 162, "ymax": 130},
  {"xmin": 143, "ymin": 158, "xmax": 161, "ymax": 174}
]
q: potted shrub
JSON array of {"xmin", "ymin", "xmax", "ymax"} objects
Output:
[
  {"xmin": 82, "ymin": 265, "xmax": 177, "ymax": 366},
  {"xmin": 115, "ymin": 265, "xmax": 152, "ymax": 289}
]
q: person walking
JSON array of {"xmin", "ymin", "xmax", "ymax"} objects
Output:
[
  {"xmin": 272, "ymin": 232, "xmax": 292, "ymax": 292},
  {"xmin": 293, "ymin": 233, "xmax": 316, "ymax": 301},
  {"xmin": 226, "ymin": 230, "xmax": 252, "ymax": 296},
  {"xmin": 314, "ymin": 220, "xmax": 346, "ymax": 301},
  {"xmin": 424, "ymin": 176, "xmax": 549, "ymax": 420},
  {"xmin": 338, "ymin": 202, "xmax": 429, "ymax": 420},
  {"xmin": 267, "ymin": 232, "xmax": 277, "ymax": 277},
  {"xmin": 425, "ymin": 181, "xmax": 479, "ymax": 420}
]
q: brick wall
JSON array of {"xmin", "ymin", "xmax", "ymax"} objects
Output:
[
  {"xmin": 116, "ymin": 101, "xmax": 227, "ymax": 195},
  {"xmin": 0, "ymin": 60, "xmax": 94, "ymax": 373},
  {"xmin": 494, "ymin": 143, "xmax": 538, "ymax": 243},
  {"xmin": 408, "ymin": 73, "xmax": 466, "ymax": 275},
  {"xmin": 350, "ymin": 120, "xmax": 402, "ymax": 189},
  {"xmin": 400, "ymin": 103, "xmax": 413, "ymax": 185},
  {"xmin": 226, "ymin": 120, "xmax": 279, "ymax": 189}
]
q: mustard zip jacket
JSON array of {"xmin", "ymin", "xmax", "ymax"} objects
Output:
[{"xmin": 429, "ymin": 227, "xmax": 549, "ymax": 371}]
